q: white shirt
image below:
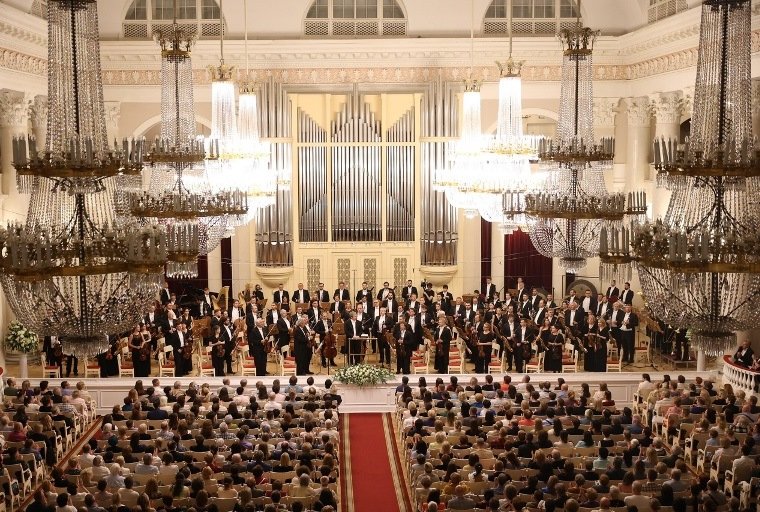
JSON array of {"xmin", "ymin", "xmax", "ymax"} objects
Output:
[
  {"xmin": 582, "ymin": 297, "xmax": 591, "ymax": 311},
  {"xmin": 271, "ymin": 311, "xmax": 279, "ymax": 321},
  {"xmin": 231, "ymin": 308, "xmax": 242, "ymax": 322},
  {"xmin": 569, "ymin": 311, "xmax": 577, "ymax": 325},
  {"xmin": 178, "ymin": 330, "xmax": 185, "ymax": 347},
  {"xmin": 621, "ymin": 312, "xmax": 632, "ymax": 331},
  {"xmin": 283, "ymin": 318, "xmax": 290, "ymax": 329},
  {"xmin": 600, "ymin": 303, "xmax": 609, "ymax": 317}
]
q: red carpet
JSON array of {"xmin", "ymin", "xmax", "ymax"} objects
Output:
[{"xmin": 340, "ymin": 413, "xmax": 413, "ymax": 512}]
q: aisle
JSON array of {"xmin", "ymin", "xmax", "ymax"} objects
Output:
[{"xmin": 340, "ymin": 413, "xmax": 413, "ymax": 512}]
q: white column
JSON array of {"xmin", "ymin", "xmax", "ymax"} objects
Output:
[
  {"xmin": 491, "ymin": 223, "xmax": 504, "ymax": 296},
  {"xmin": 459, "ymin": 211, "xmax": 481, "ymax": 295},
  {"xmin": 103, "ymin": 101, "xmax": 121, "ymax": 144},
  {"xmin": 594, "ymin": 98, "xmax": 620, "ymax": 192},
  {"xmin": 624, "ymin": 97, "xmax": 653, "ymax": 191},
  {"xmin": 650, "ymin": 92, "xmax": 684, "ymax": 219},
  {"xmin": 697, "ymin": 350, "xmax": 706, "ymax": 372},
  {"xmin": 29, "ymin": 95, "xmax": 47, "ymax": 150},
  {"xmin": 208, "ymin": 247, "xmax": 223, "ymax": 292},
  {"xmin": 0, "ymin": 90, "xmax": 29, "ymax": 196}
]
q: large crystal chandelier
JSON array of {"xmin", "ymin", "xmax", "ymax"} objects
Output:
[
  {"xmin": 478, "ymin": 35, "xmax": 541, "ymax": 234},
  {"xmin": 128, "ymin": 3, "xmax": 247, "ymax": 279},
  {"xmin": 600, "ymin": 0, "xmax": 760, "ymax": 356},
  {"xmin": 208, "ymin": 0, "xmax": 275, "ymax": 225},
  {"xmin": 0, "ymin": 0, "xmax": 166, "ymax": 358},
  {"xmin": 525, "ymin": 6, "xmax": 645, "ymax": 274}
]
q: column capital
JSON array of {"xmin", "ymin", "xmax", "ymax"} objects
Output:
[
  {"xmin": 28, "ymin": 95, "xmax": 47, "ymax": 132},
  {"xmin": 680, "ymin": 86, "xmax": 695, "ymax": 118},
  {"xmin": 103, "ymin": 101, "xmax": 121, "ymax": 142},
  {"xmin": 592, "ymin": 98, "xmax": 620, "ymax": 128},
  {"xmin": 625, "ymin": 96, "xmax": 653, "ymax": 128},
  {"xmin": 649, "ymin": 91, "xmax": 686, "ymax": 125},
  {"xmin": 0, "ymin": 89, "xmax": 29, "ymax": 129}
]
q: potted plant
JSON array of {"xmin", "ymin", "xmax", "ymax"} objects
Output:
[{"xmin": 4, "ymin": 321, "xmax": 39, "ymax": 378}]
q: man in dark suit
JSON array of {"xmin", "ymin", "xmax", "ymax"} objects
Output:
[
  {"xmin": 606, "ymin": 280, "xmax": 620, "ymax": 301},
  {"xmin": 401, "ymin": 280, "xmax": 418, "ymax": 302},
  {"xmin": 608, "ymin": 301, "xmax": 625, "ymax": 350},
  {"xmin": 293, "ymin": 317, "xmax": 312, "ymax": 375},
  {"xmin": 440, "ymin": 285, "xmax": 454, "ymax": 311},
  {"xmin": 596, "ymin": 295, "xmax": 612, "ymax": 320},
  {"xmin": 406, "ymin": 294, "xmax": 421, "ymax": 314},
  {"xmin": 393, "ymin": 319, "xmax": 416, "ymax": 374},
  {"xmin": 372, "ymin": 307, "xmax": 394, "ymax": 366},
  {"xmin": 265, "ymin": 304, "xmax": 280, "ymax": 326},
  {"xmin": 513, "ymin": 318, "xmax": 533, "ymax": 373},
  {"xmin": 273, "ymin": 284, "xmax": 289, "ymax": 307},
  {"xmin": 406, "ymin": 308, "xmax": 423, "ymax": 350},
  {"xmin": 275, "ymin": 310, "xmax": 292, "ymax": 351},
  {"xmin": 519, "ymin": 295, "xmax": 532, "ymax": 320},
  {"xmin": 580, "ymin": 290, "xmax": 597, "ymax": 319},
  {"xmin": 292, "ymin": 283, "xmax": 310, "ymax": 306},
  {"xmin": 307, "ymin": 300, "xmax": 322, "ymax": 325},
  {"xmin": 200, "ymin": 287, "xmax": 216, "ymax": 316},
  {"xmin": 733, "ymin": 339, "xmax": 754, "ymax": 367},
  {"xmin": 377, "ymin": 281, "xmax": 393, "ymax": 301},
  {"xmin": 329, "ymin": 294, "xmax": 346, "ymax": 319},
  {"xmin": 334, "ymin": 281, "xmax": 350, "ymax": 302},
  {"xmin": 383, "ymin": 292, "xmax": 399, "ymax": 315},
  {"xmin": 344, "ymin": 311, "xmax": 363, "ymax": 365},
  {"xmin": 220, "ymin": 317, "xmax": 236, "ymax": 375},
  {"xmin": 248, "ymin": 317, "xmax": 268, "ymax": 376},
  {"xmin": 566, "ymin": 289, "xmax": 579, "ymax": 305},
  {"xmin": 314, "ymin": 312, "xmax": 336, "ymax": 368},
  {"xmin": 166, "ymin": 321, "xmax": 189, "ymax": 377},
  {"xmin": 564, "ymin": 302, "xmax": 585, "ymax": 332},
  {"xmin": 620, "ymin": 282, "xmax": 635, "ymax": 305},
  {"xmin": 500, "ymin": 314, "xmax": 520, "ymax": 371},
  {"xmin": 159, "ymin": 282, "xmax": 171, "ymax": 305},
  {"xmin": 147, "ymin": 399, "xmax": 169, "ymax": 420},
  {"xmin": 433, "ymin": 315, "xmax": 452, "ymax": 373},
  {"xmin": 356, "ymin": 281, "xmax": 373, "ymax": 303},
  {"xmin": 619, "ymin": 303, "xmax": 639, "ymax": 364},
  {"xmin": 484, "ymin": 278, "xmax": 497, "ymax": 303},
  {"xmin": 315, "ymin": 283, "xmax": 330, "ymax": 303},
  {"xmin": 228, "ymin": 299, "xmax": 244, "ymax": 325}
]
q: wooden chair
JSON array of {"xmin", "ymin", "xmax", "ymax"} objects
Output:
[
  {"xmin": 412, "ymin": 349, "xmax": 430, "ymax": 374},
  {"xmin": 158, "ymin": 346, "xmax": 175, "ymax": 378},
  {"xmin": 562, "ymin": 344, "xmax": 579, "ymax": 373},
  {"xmin": 239, "ymin": 351, "xmax": 258, "ymax": 377},
  {"xmin": 607, "ymin": 344, "xmax": 623, "ymax": 372},
  {"xmin": 198, "ymin": 347, "xmax": 215, "ymax": 377},
  {"xmin": 487, "ymin": 347, "xmax": 505, "ymax": 374},
  {"xmin": 525, "ymin": 351, "xmax": 544, "ymax": 373},
  {"xmin": 280, "ymin": 345, "xmax": 297, "ymax": 376},
  {"xmin": 84, "ymin": 358, "xmax": 100, "ymax": 378},
  {"xmin": 40, "ymin": 353, "xmax": 59, "ymax": 379},
  {"xmin": 117, "ymin": 354, "xmax": 134, "ymax": 378}
]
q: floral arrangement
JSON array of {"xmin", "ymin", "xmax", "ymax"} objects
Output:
[
  {"xmin": 4, "ymin": 320, "xmax": 39, "ymax": 353},
  {"xmin": 334, "ymin": 364, "xmax": 395, "ymax": 387}
]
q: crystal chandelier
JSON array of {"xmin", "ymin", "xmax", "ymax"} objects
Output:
[
  {"xmin": 600, "ymin": 0, "xmax": 760, "ymax": 356},
  {"xmin": 207, "ymin": 0, "xmax": 275, "ymax": 226},
  {"xmin": 128, "ymin": 3, "xmax": 247, "ymax": 279},
  {"xmin": 0, "ymin": 0, "xmax": 166, "ymax": 358},
  {"xmin": 524, "ymin": 5, "xmax": 645, "ymax": 274}
]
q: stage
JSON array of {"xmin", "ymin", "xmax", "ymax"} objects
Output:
[{"xmin": 14, "ymin": 369, "xmax": 720, "ymax": 414}]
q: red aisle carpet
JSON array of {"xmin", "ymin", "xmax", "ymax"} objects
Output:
[{"xmin": 340, "ymin": 413, "xmax": 413, "ymax": 512}]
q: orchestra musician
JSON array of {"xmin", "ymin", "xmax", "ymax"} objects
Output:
[
  {"xmin": 165, "ymin": 321, "xmax": 188, "ymax": 377},
  {"xmin": 484, "ymin": 277, "xmax": 497, "ymax": 304},
  {"xmin": 228, "ymin": 300, "xmax": 244, "ymax": 325},
  {"xmin": 294, "ymin": 316, "xmax": 313, "ymax": 375},
  {"xmin": 383, "ymin": 291, "xmax": 399, "ymax": 315},
  {"xmin": 98, "ymin": 335, "xmax": 120, "ymax": 377},
  {"xmin": 209, "ymin": 325, "xmax": 226, "ymax": 377},
  {"xmin": 330, "ymin": 294, "xmax": 347, "ymax": 319},
  {"xmin": 239, "ymin": 283, "xmax": 255, "ymax": 304},
  {"xmin": 307, "ymin": 300, "xmax": 322, "ymax": 325},
  {"xmin": 393, "ymin": 319, "xmax": 415, "ymax": 374},
  {"xmin": 245, "ymin": 299, "xmax": 260, "ymax": 329},
  {"xmin": 159, "ymin": 281, "xmax": 171, "ymax": 305},
  {"xmin": 200, "ymin": 287, "xmax": 216, "ymax": 316},
  {"xmin": 606, "ymin": 280, "xmax": 620, "ymax": 301},
  {"xmin": 532, "ymin": 299, "xmax": 547, "ymax": 326},
  {"xmin": 500, "ymin": 313, "xmax": 519, "ymax": 371},
  {"xmin": 314, "ymin": 283, "xmax": 330, "ymax": 303},
  {"xmin": 564, "ymin": 302, "xmax": 584, "ymax": 332},
  {"xmin": 292, "ymin": 283, "xmax": 310, "ymax": 305},
  {"xmin": 315, "ymin": 312, "xmax": 337, "ymax": 368},
  {"xmin": 334, "ymin": 281, "xmax": 350, "ymax": 302},
  {"xmin": 580, "ymin": 290, "xmax": 597, "ymax": 318},
  {"xmin": 514, "ymin": 318, "xmax": 533, "ymax": 373},
  {"xmin": 433, "ymin": 314, "xmax": 452, "ymax": 373},
  {"xmin": 372, "ymin": 307, "xmax": 393, "ymax": 367},
  {"xmin": 440, "ymin": 285, "xmax": 454, "ymax": 313},
  {"xmin": 566, "ymin": 289, "xmax": 579, "ymax": 305},
  {"xmin": 356, "ymin": 281, "xmax": 373, "ymax": 303},
  {"xmin": 597, "ymin": 295, "xmax": 612, "ymax": 320},
  {"xmin": 542, "ymin": 324, "xmax": 565, "ymax": 373},
  {"xmin": 620, "ymin": 282, "xmax": 635, "ymax": 305},
  {"xmin": 406, "ymin": 294, "xmax": 421, "ymax": 314},
  {"xmin": 129, "ymin": 325, "xmax": 151, "ymax": 377},
  {"xmin": 501, "ymin": 292, "xmax": 514, "ymax": 314},
  {"xmin": 473, "ymin": 321, "xmax": 495, "ymax": 373},
  {"xmin": 515, "ymin": 277, "xmax": 526, "ymax": 301},
  {"xmin": 529, "ymin": 288, "xmax": 542, "ymax": 312},
  {"xmin": 593, "ymin": 318, "xmax": 611, "ymax": 372},
  {"xmin": 252, "ymin": 284, "xmax": 265, "ymax": 302},
  {"xmin": 582, "ymin": 313, "xmax": 599, "ymax": 372},
  {"xmin": 220, "ymin": 316, "xmax": 236, "ymax": 375},
  {"xmin": 266, "ymin": 303, "xmax": 280, "ymax": 326},
  {"xmin": 344, "ymin": 311, "xmax": 364, "ymax": 365},
  {"xmin": 275, "ymin": 309, "xmax": 292, "ymax": 351},
  {"xmin": 619, "ymin": 303, "xmax": 639, "ymax": 364},
  {"xmin": 377, "ymin": 281, "xmax": 393, "ymax": 301},
  {"xmin": 273, "ymin": 284, "xmax": 290, "ymax": 310},
  {"xmin": 401, "ymin": 280, "xmax": 418, "ymax": 302},
  {"xmin": 248, "ymin": 318, "xmax": 269, "ymax": 376},
  {"xmin": 418, "ymin": 305, "xmax": 433, "ymax": 330},
  {"xmin": 355, "ymin": 304, "xmax": 370, "ymax": 334},
  {"xmin": 545, "ymin": 293, "xmax": 557, "ymax": 310},
  {"xmin": 608, "ymin": 301, "xmax": 624, "ymax": 351},
  {"xmin": 406, "ymin": 307, "xmax": 423, "ymax": 352},
  {"xmin": 518, "ymin": 294, "xmax": 532, "ymax": 320}
]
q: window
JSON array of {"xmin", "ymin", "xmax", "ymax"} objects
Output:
[
  {"xmin": 485, "ymin": 0, "xmax": 580, "ymax": 35},
  {"xmin": 123, "ymin": 0, "xmax": 222, "ymax": 39},
  {"xmin": 647, "ymin": 0, "xmax": 687, "ymax": 23},
  {"xmin": 305, "ymin": 0, "xmax": 406, "ymax": 36}
]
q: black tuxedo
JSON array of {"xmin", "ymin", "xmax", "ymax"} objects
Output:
[
  {"xmin": 434, "ymin": 324, "xmax": 453, "ymax": 373},
  {"xmin": 418, "ymin": 311, "xmax": 433, "ymax": 329},
  {"xmin": 228, "ymin": 306, "xmax": 244, "ymax": 324},
  {"xmin": 734, "ymin": 346, "xmax": 754, "ymax": 367},
  {"xmin": 463, "ymin": 308, "xmax": 476, "ymax": 326},
  {"xmin": 597, "ymin": 301, "xmax": 612, "ymax": 320},
  {"xmin": 314, "ymin": 319, "xmax": 335, "ymax": 366},
  {"xmin": 453, "ymin": 304, "xmax": 466, "ymax": 324},
  {"xmin": 315, "ymin": 290, "xmax": 330, "ymax": 303},
  {"xmin": 532, "ymin": 308, "xmax": 546, "ymax": 326},
  {"xmin": 200, "ymin": 293, "xmax": 215, "ymax": 316},
  {"xmin": 294, "ymin": 326, "xmax": 311, "ymax": 375},
  {"xmin": 166, "ymin": 329, "xmax": 190, "ymax": 377},
  {"xmin": 529, "ymin": 295, "xmax": 541, "ymax": 311},
  {"xmin": 329, "ymin": 300, "xmax": 346, "ymax": 319},
  {"xmin": 519, "ymin": 301, "xmax": 532, "ymax": 319},
  {"xmin": 606, "ymin": 286, "xmax": 620, "ymax": 300},
  {"xmin": 580, "ymin": 297, "xmax": 598, "ymax": 317},
  {"xmin": 344, "ymin": 319, "xmax": 364, "ymax": 364},
  {"xmin": 220, "ymin": 323, "xmax": 236, "ymax": 373},
  {"xmin": 292, "ymin": 289, "xmax": 310, "ymax": 305},
  {"xmin": 377, "ymin": 287, "xmax": 393, "ymax": 301},
  {"xmin": 401, "ymin": 286, "xmax": 418, "ymax": 301},
  {"xmin": 485, "ymin": 283, "xmax": 497, "ymax": 302},
  {"xmin": 334, "ymin": 289, "xmax": 350, "ymax": 301},
  {"xmin": 405, "ymin": 314, "xmax": 423, "ymax": 347},
  {"xmin": 275, "ymin": 318, "xmax": 292, "ymax": 349},
  {"xmin": 619, "ymin": 311, "xmax": 638, "ymax": 363},
  {"xmin": 620, "ymin": 289, "xmax": 634, "ymax": 305},
  {"xmin": 372, "ymin": 315, "xmax": 394, "ymax": 364},
  {"xmin": 393, "ymin": 328, "xmax": 416, "ymax": 374},
  {"xmin": 273, "ymin": 290, "xmax": 290, "ymax": 305},
  {"xmin": 266, "ymin": 310, "xmax": 280, "ymax": 326},
  {"xmin": 441, "ymin": 292, "xmax": 454, "ymax": 313},
  {"xmin": 355, "ymin": 288, "xmax": 372, "ymax": 302},
  {"xmin": 406, "ymin": 300, "xmax": 421, "ymax": 313},
  {"xmin": 307, "ymin": 307, "xmax": 322, "ymax": 324},
  {"xmin": 248, "ymin": 325, "xmax": 268, "ymax": 375},
  {"xmin": 383, "ymin": 299, "xmax": 399, "ymax": 314},
  {"xmin": 564, "ymin": 309, "xmax": 585, "ymax": 329}
]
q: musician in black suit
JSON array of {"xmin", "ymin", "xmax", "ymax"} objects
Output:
[
  {"xmin": 580, "ymin": 290, "xmax": 597, "ymax": 319},
  {"xmin": 329, "ymin": 294, "xmax": 347, "ymax": 319},
  {"xmin": 733, "ymin": 339, "xmax": 754, "ymax": 367},
  {"xmin": 418, "ymin": 305, "xmax": 434, "ymax": 330},
  {"xmin": 273, "ymin": 284, "xmax": 289, "ymax": 308},
  {"xmin": 564, "ymin": 302, "xmax": 584, "ymax": 332},
  {"xmin": 519, "ymin": 296, "xmax": 533, "ymax": 320},
  {"xmin": 307, "ymin": 300, "xmax": 322, "ymax": 325},
  {"xmin": 292, "ymin": 283, "xmax": 310, "ymax": 305},
  {"xmin": 452, "ymin": 299, "xmax": 466, "ymax": 326},
  {"xmin": 209, "ymin": 325, "xmax": 226, "ymax": 377},
  {"xmin": 620, "ymin": 282, "xmax": 635, "ymax": 305},
  {"xmin": 484, "ymin": 278, "xmax": 497, "ymax": 303},
  {"xmin": 406, "ymin": 308, "xmax": 423, "ymax": 349},
  {"xmin": 265, "ymin": 304, "xmax": 280, "ymax": 326},
  {"xmin": 406, "ymin": 294, "xmax": 421, "ymax": 314},
  {"xmin": 293, "ymin": 317, "xmax": 312, "ymax": 375},
  {"xmin": 401, "ymin": 280, "xmax": 418, "ymax": 301},
  {"xmin": 619, "ymin": 303, "xmax": 638, "ymax": 363},
  {"xmin": 334, "ymin": 282, "xmax": 350, "ymax": 302},
  {"xmin": 528, "ymin": 288, "xmax": 542, "ymax": 311},
  {"xmin": 275, "ymin": 310, "xmax": 292, "ymax": 351},
  {"xmin": 356, "ymin": 282, "xmax": 373, "ymax": 303},
  {"xmin": 514, "ymin": 318, "xmax": 533, "ymax": 373},
  {"xmin": 228, "ymin": 300, "xmax": 245, "ymax": 325},
  {"xmin": 372, "ymin": 307, "xmax": 393, "ymax": 366},
  {"xmin": 596, "ymin": 294, "xmax": 611, "ymax": 320},
  {"xmin": 253, "ymin": 284, "xmax": 265, "ymax": 302},
  {"xmin": 500, "ymin": 314, "xmax": 520, "ymax": 371},
  {"xmin": 314, "ymin": 312, "xmax": 336, "ymax": 367},
  {"xmin": 566, "ymin": 289, "xmax": 579, "ymax": 305},
  {"xmin": 608, "ymin": 302, "xmax": 624, "ymax": 350},
  {"xmin": 200, "ymin": 287, "xmax": 216, "ymax": 316},
  {"xmin": 377, "ymin": 281, "xmax": 393, "ymax": 301},
  {"xmin": 393, "ymin": 319, "xmax": 415, "ymax": 374},
  {"xmin": 344, "ymin": 311, "xmax": 364, "ymax": 365},
  {"xmin": 606, "ymin": 281, "xmax": 620, "ymax": 301},
  {"xmin": 248, "ymin": 317, "xmax": 269, "ymax": 376},
  {"xmin": 166, "ymin": 322, "xmax": 189, "ymax": 377},
  {"xmin": 220, "ymin": 317, "xmax": 237, "ymax": 375},
  {"xmin": 159, "ymin": 282, "xmax": 171, "ymax": 305},
  {"xmin": 382, "ymin": 292, "xmax": 399, "ymax": 316},
  {"xmin": 531, "ymin": 300, "xmax": 547, "ymax": 326},
  {"xmin": 315, "ymin": 283, "xmax": 330, "ymax": 304},
  {"xmin": 434, "ymin": 315, "xmax": 453, "ymax": 373},
  {"xmin": 440, "ymin": 285, "xmax": 454, "ymax": 312}
]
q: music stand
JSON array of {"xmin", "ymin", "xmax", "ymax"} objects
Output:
[{"xmin": 345, "ymin": 335, "xmax": 375, "ymax": 367}]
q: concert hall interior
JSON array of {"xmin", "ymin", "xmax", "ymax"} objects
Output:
[{"xmin": 1, "ymin": 0, "xmax": 760, "ymax": 510}]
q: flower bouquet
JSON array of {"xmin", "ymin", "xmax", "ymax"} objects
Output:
[
  {"xmin": 334, "ymin": 363, "xmax": 395, "ymax": 387},
  {"xmin": 4, "ymin": 321, "xmax": 38, "ymax": 353}
]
